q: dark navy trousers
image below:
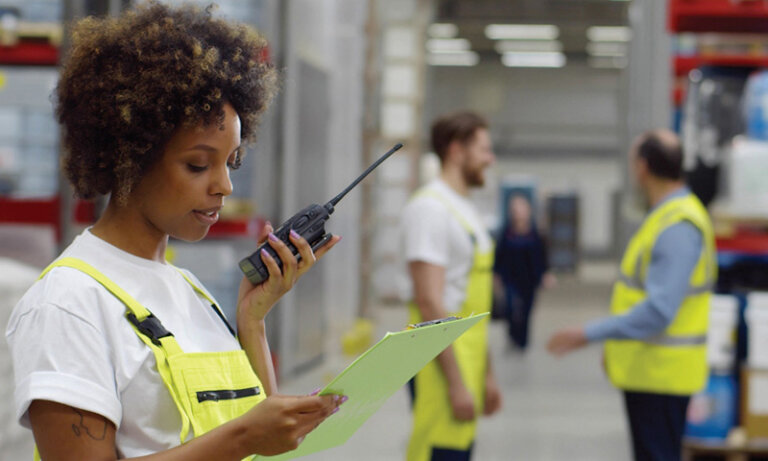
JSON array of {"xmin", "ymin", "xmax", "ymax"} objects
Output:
[{"xmin": 623, "ymin": 391, "xmax": 690, "ymax": 461}]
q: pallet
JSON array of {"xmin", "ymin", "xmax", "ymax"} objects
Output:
[{"xmin": 683, "ymin": 439, "xmax": 768, "ymax": 461}]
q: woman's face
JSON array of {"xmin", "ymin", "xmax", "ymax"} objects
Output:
[
  {"xmin": 129, "ymin": 103, "xmax": 242, "ymax": 242},
  {"xmin": 509, "ymin": 196, "xmax": 532, "ymax": 231}
]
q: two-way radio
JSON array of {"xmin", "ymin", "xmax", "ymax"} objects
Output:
[{"xmin": 239, "ymin": 143, "xmax": 403, "ymax": 285}]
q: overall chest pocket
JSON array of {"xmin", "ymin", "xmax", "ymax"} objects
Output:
[{"xmin": 169, "ymin": 350, "xmax": 266, "ymax": 436}]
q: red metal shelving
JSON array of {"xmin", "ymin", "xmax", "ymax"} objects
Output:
[
  {"xmin": 0, "ymin": 196, "xmax": 94, "ymax": 240},
  {"xmin": 0, "ymin": 196, "xmax": 263, "ymax": 241},
  {"xmin": 670, "ymin": 1, "xmax": 768, "ymax": 257},
  {"xmin": 206, "ymin": 216, "xmax": 265, "ymax": 240},
  {"xmin": 717, "ymin": 230, "xmax": 768, "ymax": 255},
  {"xmin": 675, "ymin": 55, "xmax": 768, "ymax": 76},
  {"xmin": 670, "ymin": 0, "xmax": 768, "ymax": 33},
  {"xmin": 0, "ymin": 40, "xmax": 58, "ymax": 66},
  {"xmin": 0, "ymin": 40, "xmax": 266, "ymax": 241}
]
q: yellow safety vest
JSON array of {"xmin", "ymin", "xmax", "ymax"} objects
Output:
[
  {"xmin": 33, "ymin": 257, "xmax": 265, "ymax": 461},
  {"xmin": 605, "ymin": 193, "xmax": 716, "ymax": 396},
  {"xmin": 406, "ymin": 189, "xmax": 493, "ymax": 461}
]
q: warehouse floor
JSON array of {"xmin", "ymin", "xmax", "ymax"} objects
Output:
[{"xmin": 281, "ymin": 262, "xmax": 633, "ymax": 461}]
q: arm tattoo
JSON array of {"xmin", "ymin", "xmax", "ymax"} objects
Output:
[{"xmin": 70, "ymin": 408, "xmax": 108, "ymax": 441}]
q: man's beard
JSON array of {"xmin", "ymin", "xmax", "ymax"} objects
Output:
[{"xmin": 462, "ymin": 164, "xmax": 485, "ymax": 187}]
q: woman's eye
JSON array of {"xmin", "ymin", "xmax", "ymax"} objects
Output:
[
  {"xmin": 187, "ymin": 164, "xmax": 207, "ymax": 173},
  {"xmin": 227, "ymin": 153, "xmax": 242, "ymax": 170}
]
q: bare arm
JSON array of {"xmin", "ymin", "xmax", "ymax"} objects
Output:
[
  {"xmin": 237, "ymin": 318, "xmax": 278, "ymax": 396},
  {"xmin": 236, "ymin": 223, "xmax": 340, "ymax": 395},
  {"xmin": 30, "ymin": 394, "xmax": 341, "ymax": 461},
  {"xmin": 483, "ymin": 351, "xmax": 502, "ymax": 415},
  {"xmin": 409, "ymin": 261, "xmax": 474, "ymax": 421}
]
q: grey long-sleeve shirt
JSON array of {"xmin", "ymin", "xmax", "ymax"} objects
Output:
[{"xmin": 585, "ymin": 188, "xmax": 703, "ymax": 342}]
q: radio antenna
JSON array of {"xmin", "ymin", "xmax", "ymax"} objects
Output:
[{"xmin": 327, "ymin": 143, "xmax": 403, "ymax": 207}]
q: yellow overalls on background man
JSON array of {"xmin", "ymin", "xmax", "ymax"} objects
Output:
[
  {"xmin": 34, "ymin": 257, "xmax": 265, "ymax": 461},
  {"xmin": 406, "ymin": 191, "xmax": 493, "ymax": 461}
]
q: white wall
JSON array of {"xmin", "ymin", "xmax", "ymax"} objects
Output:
[
  {"xmin": 493, "ymin": 157, "xmax": 622, "ymax": 254},
  {"xmin": 277, "ymin": 0, "xmax": 368, "ymax": 375},
  {"xmin": 426, "ymin": 61, "xmax": 623, "ymax": 152},
  {"xmin": 424, "ymin": 60, "xmax": 626, "ymax": 254}
]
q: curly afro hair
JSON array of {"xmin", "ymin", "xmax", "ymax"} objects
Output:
[{"xmin": 56, "ymin": 1, "xmax": 277, "ymax": 203}]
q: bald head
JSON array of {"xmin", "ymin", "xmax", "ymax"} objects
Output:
[{"xmin": 633, "ymin": 129, "xmax": 683, "ymax": 180}]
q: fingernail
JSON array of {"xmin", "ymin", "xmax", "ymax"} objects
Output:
[
  {"xmin": 261, "ymin": 248, "xmax": 271, "ymax": 258},
  {"xmin": 290, "ymin": 229, "xmax": 300, "ymax": 239},
  {"xmin": 333, "ymin": 395, "xmax": 340, "ymax": 403},
  {"xmin": 340, "ymin": 395, "xmax": 348, "ymax": 404},
  {"xmin": 309, "ymin": 387, "xmax": 321, "ymax": 396},
  {"xmin": 268, "ymin": 233, "xmax": 279, "ymax": 242},
  {"xmin": 332, "ymin": 407, "xmax": 340, "ymax": 414}
]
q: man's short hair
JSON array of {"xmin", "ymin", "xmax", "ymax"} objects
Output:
[
  {"xmin": 431, "ymin": 111, "xmax": 488, "ymax": 162},
  {"xmin": 636, "ymin": 131, "xmax": 683, "ymax": 180}
]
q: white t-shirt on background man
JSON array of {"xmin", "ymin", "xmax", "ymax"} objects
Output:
[
  {"xmin": 5, "ymin": 229, "xmax": 239, "ymax": 457},
  {"xmin": 401, "ymin": 178, "xmax": 493, "ymax": 313}
]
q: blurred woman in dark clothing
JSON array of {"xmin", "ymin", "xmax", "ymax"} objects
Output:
[{"xmin": 494, "ymin": 194, "xmax": 553, "ymax": 350}]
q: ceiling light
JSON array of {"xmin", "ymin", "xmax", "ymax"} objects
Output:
[
  {"xmin": 426, "ymin": 38, "xmax": 471, "ymax": 53},
  {"xmin": 428, "ymin": 23, "xmax": 458, "ymax": 39},
  {"xmin": 428, "ymin": 51, "xmax": 479, "ymax": 67},
  {"xmin": 588, "ymin": 56, "xmax": 628, "ymax": 69},
  {"xmin": 494, "ymin": 40, "xmax": 563, "ymax": 54},
  {"xmin": 587, "ymin": 26, "xmax": 632, "ymax": 42},
  {"xmin": 586, "ymin": 42, "xmax": 627, "ymax": 57},
  {"xmin": 501, "ymin": 51, "xmax": 566, "ymax": 68},
  {"xmin": 485, "ymin": 24, "xmax": 560, "ymax": 41}
]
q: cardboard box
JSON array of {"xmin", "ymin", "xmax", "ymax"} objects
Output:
[{"xmin": 742, "ymin": 367, "xmax": 768, "ymax": 441}]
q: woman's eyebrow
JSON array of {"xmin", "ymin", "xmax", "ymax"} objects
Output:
[{"xmin": 185, "ymin": 144, "xmax": 218, "ymax": 153}]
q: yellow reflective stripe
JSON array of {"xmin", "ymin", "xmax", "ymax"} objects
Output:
[
  {"xmin": 617, "ymin": 273, "xmax": 643, "ymax": 290},
  {"xmin": 643, "ymin": 334, "xmax": 707, "ymax": 346},
  {"xmin": 618, "ymin": 273, "xmax": 713, "ymax": 297}
]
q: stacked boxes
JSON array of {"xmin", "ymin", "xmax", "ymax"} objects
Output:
[{"xmin": 743, "ymin": 293, "xmax": 768, "ymax": 441}]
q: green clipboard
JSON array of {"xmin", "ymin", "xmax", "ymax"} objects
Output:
[{"xmin": 260, "ymin": 313, "xmax": 488, "ymax": 460}]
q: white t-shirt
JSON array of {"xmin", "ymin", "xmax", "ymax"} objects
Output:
[
  {"xmin": 401, "ymin": 178, "xmax": 493, "ymax": 312},
  {"xmin": 5, "ymin": 229, "xmax": 241, "ymax": 458}
]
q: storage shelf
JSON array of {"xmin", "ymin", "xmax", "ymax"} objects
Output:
[
  {"xmin": 206, "ymin": 216, "xmax": 265, "ymax": 240},
  {"xmin": 675, "ymin": 55, "xmax": 768, "ymax": 76},
  {"xmin": 717, "ymin": 232, "xmax": 768, "ymax": 256},
  {"xmin": 0, "ymin": 196, "xmax": 263, "ymax": 241},
  {"xmin": 0, "ymin": 41, "xmax": 58, "ymax": 66},
  {"xmin": 670, "ymin": 0, "xmax": 768, "ymax": 33},
  {"xmin": 0, "ymin": 196, "xmax": 94, "ymax": 240}
]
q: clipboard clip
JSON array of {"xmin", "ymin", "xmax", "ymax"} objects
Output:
[{"xmin": 406, "ymin": 316, "xmax": 462, "ymax": 330}]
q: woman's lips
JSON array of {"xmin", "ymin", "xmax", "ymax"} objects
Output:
[{"xmin": 193, "ymin": 209, "xmax": 220, "ymax": 225}]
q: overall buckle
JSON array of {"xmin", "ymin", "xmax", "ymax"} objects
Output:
[{"xmin": 126, "ymin": 312, "xmax": 173, "ymax": 346}]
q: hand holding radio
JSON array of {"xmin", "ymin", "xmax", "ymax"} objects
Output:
[
  {"xmin": 237, "ymin": 221, "xmax": 341, "ymax": 322},
  {"xmin": 239, "ymin": 143, "xmax": 403, "ymax": 286}
]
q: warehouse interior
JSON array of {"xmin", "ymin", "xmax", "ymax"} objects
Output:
[{"xmin": 2, "ymin": 0, "xmax": 768, "ymax": 460}]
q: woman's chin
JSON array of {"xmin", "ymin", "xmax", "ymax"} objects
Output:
[{"xmin": 171, "ymin": 228, "xmax": 209, "ymax": 243}]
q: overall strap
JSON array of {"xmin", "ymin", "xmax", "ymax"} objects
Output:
[
  {"xmin": 40, "ymin": 257, "xmax": 192, "ymax": 442},
  {"xmin": 415, "ymin": 189, "xmax": 477, "ymax": 246},
  {"xmin": 173, "ymin": 267, "xmax": 236, "ymax": 338}
]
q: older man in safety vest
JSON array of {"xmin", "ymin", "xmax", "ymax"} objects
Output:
[{"xmin": 547, "ymin": 129, "xmax": 716, "ymax": 461}]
